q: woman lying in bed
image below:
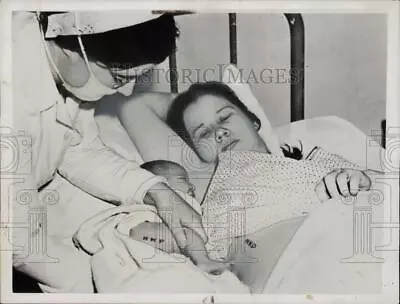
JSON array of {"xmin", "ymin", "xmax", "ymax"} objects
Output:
[{"xmin": 118, "ymin": 81, "xmax": 377, "ymax": 291}]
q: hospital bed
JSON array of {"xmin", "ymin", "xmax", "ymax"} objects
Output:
[
  {"xmin": 94, "ymin": 12, "xmax": 388, "ymax": 294},
  {"xmin": 95, "ymin": 104, "xmax": 387, "ymax": 294},
  {"xmin": 15, "ymin": 12, "xmax": 388, "ymax": 294}
]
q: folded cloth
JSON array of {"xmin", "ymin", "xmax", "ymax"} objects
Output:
[
  {"xmin": 74, "ymin": 204, "xmax": 250, "ymax": 293},
  {"xmin": 73, "ymin": 204, "xmax": 159, "ymax": 255},
  {"xmin": 202, "ymin": 148, "xmax": 361, "ymax": 261}
]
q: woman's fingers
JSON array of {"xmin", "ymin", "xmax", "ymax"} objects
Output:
[
  {"xmin": 315, "ymin": 179, "xmax": 331, "ymax": 202},
  {"xmin": 359, "ymin": 170, "xmax": 372, "ymax": 190},
  {"xmin": 158, "ymin": 209, "xmax": 187, "ymax": 249},
  {"xmin": 170, "ymin": 226, "xmax": 188, "ymax": 250},
  {"xmin": 323, "ymin": 170, "xmax": 341, "ymax": 198},
  {"xmin": 150, "ymin": 184, "xmax": 189, "ymax": 249},
  {"xmin": 336, "ymin": 170, "xmax": 350, "ymax": 196},
  {"xmin": 316, "ymin": 169, "xmax": 372, "ymax": 202},
  {"xmin": 348, "ymin": 169, "xmax": 371, "ymax": 195},
  {"xmin": 349, "ymin": 170, "xmax": 362, "ymax": 195},
  {"xmin": 170, "ymin": 216, "xmax": 188, "ymax": 250},
  {"xmin": 151, "ymin": 184, "xmax": 208, "ymax": 250},
  {"xmin": 181, "ymin": 210, "xmax": 208, "ymax": 243}
]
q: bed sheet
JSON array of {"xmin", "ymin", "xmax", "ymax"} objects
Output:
[
  {"xmin": 263, "ymin": 117, "xmax": 388, "ymax": 293},
  {"xmin": 94, "ymin": 113, "xmax": 388, "ymax": 294},
  {"xmin": 263, "ymin": 192, "xmax": 384, "ymax": 294}
]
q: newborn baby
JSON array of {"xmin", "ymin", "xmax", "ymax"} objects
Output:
[
  {"xmin": 129, "ymin": 160, "xmax": 195, "ymax": 253},
  {"xmin": 129, "ymin": 160, "xmax": 229, "ymax": 274}
]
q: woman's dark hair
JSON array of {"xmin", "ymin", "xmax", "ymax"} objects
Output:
[
  {"xmin": 166, "ymin": 81, "xmax": 303, "ymax": 160},
  {"xmin": 39, "ymin": 12, "xmax": 179, "ymax": 68}
]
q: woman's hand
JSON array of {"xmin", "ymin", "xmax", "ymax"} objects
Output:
[
  {"xmin": 144, "ymin": 183, "xmax": 208, "ymax": 250},
  {"xmin": 315, "ymin": 169, "xmax": 372, "ymax": 202}
]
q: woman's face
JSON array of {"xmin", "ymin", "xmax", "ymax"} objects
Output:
[{"xmin": 183, "ymin": 94, "xmax": 268, "ymax": 163}]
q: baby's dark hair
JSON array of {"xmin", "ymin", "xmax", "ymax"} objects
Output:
[
  {"xmin": 39, "ymin": 12, "xmax": 179, "ymax": 68},
  {"xmin": 166, "ymin": 81, "xmax": 303, "ymax": 160},
  {"xmin": 140, "ymin": 160, "xmax": 186, "ymax": 177}
]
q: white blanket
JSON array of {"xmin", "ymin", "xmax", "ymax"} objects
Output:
[
  {"xmin": 264, "ymin": 192, "xmax": 384, "ymax": 294},
  {"xmin": 43, "ymin": 115, "xmax": 388, "ymax": 293},
  {"xmin": 74, "ymin": 204, "xmax": 250, "ymax": 294},
  {"xmin": 262, "ymin": 116, "xmax": 388, "ymax": 294}
]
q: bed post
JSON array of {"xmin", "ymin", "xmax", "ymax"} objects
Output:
[
  {"xmin": 229, "ymin": 13, "xmax": 238, "ymax": 65},
  {"xmin": 168, "ymin": 52, "xmax": 178, "ymax": 93},
  {"xmin": 160, "ymin": 11, "xmax": 195, "ymax": 94},
  {"xmin": 284, "ymin": 14, "xmax": 305, "ymax": 122}
]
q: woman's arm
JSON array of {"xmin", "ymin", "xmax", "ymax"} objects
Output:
[
  {"xmin": 117, "ymin": 92, "xmax": 180, "ymax": 162},
  {"xmin": 117, "ymin": 92, "xmax": 214, "ymax": 201}
]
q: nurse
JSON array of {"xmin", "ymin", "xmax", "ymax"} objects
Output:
[{"xmin": 11, "ymin": 11, "xmax": 207, "ymax": 288}]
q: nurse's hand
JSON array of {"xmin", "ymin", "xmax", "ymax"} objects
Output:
[
  {"xmin": 144, "ymin": 183, "xmax": 208, "ymax": 251},
  {"xmin": 315, "ymin": 168, "xmax": 372, "ymax": 202}
]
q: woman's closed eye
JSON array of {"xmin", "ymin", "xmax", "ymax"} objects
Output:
[
  {"xmin": 218, "ymin": 113, "xmax": 233, "ymax": 123},
  {"xmin": 198, "ymin": 128, "xmax": 212, "ymax": 139}
]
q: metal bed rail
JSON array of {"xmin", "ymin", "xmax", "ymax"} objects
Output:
[{"xmin": 168, "ymin": 13, "xmax": 305, "ymax": 122}]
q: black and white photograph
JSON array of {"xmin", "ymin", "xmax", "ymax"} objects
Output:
[{"xmin": 0, "ymin": 1, "xmax": 399, "ymax": 303}]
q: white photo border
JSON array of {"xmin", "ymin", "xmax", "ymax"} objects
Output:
[{"xmin": 1, "ymin": 0, "xmax": 399, "ymax": 303}]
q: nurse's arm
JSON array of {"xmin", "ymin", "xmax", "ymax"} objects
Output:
[{"xmin": 57, "ymin": 107, "xmax": 165, "ymax": 205}]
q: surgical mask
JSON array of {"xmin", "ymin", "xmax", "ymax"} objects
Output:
[
  {"xmin": 45, "ymin": 34, "xmax": 136, "ymax": 102},
  {"xmin": 41, "ymin": 23, "xmax": 138, "ymax": 102},
  {"xmin": 70, "ymin": 35, "xmax": 123, "ymax": 101}
]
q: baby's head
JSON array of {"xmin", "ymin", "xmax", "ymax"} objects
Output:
[
  {"xmin": 129, "ymin": 160, "xmax": 195, "ymax": 253},
  {"xmin": 141, "ymin": 160, "xmax": 195, "ymax": 198}
]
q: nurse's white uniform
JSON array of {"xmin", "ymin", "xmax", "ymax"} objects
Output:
[{"xmin": 10, "ymin": 12, "xmax": 166, "ymax": 292}]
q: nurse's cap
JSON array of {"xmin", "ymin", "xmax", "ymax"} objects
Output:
[{"xmin": 44, "ymin": 10, "xmax": 193, "ymax": 38}]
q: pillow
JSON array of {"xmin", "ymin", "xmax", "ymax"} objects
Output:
[
  {"xmin": 220, "ymin": 64, "xmax": 283, "ymax": 156},
  {"xmin": 96, "ymin": 64, "xmax": 285, "ymax": 171}
]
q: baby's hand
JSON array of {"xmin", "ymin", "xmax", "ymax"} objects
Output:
[{"xmin": 315, "ymin": 168, "xmax": 371, "ymax": 202}]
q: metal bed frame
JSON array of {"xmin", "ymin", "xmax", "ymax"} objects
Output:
[{"xmin": 168, "ymin": 13, "xmax": 305, "ymax": 123}]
